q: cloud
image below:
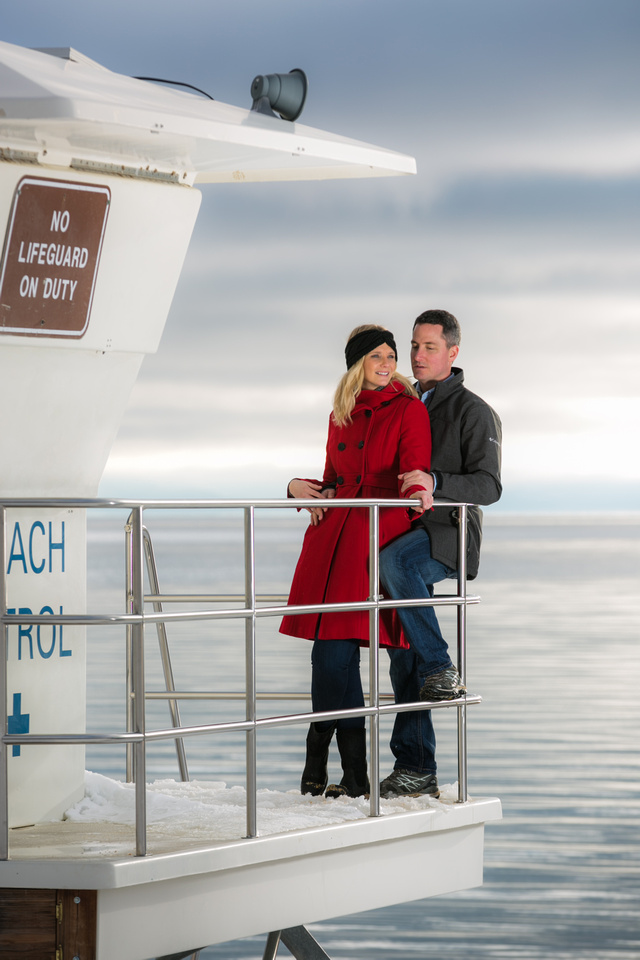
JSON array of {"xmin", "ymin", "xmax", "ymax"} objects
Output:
[{"xmin": 5, "ymin": 1, "xmax": 638, "ymax": 510}]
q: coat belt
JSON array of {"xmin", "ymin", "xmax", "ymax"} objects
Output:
[{"xmin": 336, "ymin": 473, "xmax": 398, "ymax": 492}]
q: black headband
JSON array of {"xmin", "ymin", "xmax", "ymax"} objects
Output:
[{"xmin": 345, "ymin": 329, "xmax": 397, "ymax": 370}]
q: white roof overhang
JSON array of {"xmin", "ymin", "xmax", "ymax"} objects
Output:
[{"xmin": 0, "ymin": 43, "xmax": 416, "ymax": 185}]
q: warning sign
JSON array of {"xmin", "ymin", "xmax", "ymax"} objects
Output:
[{"xmin": 0, "ymin": 177, "xmax": 110, "ymax": 338}]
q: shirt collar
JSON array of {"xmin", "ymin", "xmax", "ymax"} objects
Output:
[{"xmin": 416, "ymin": 372, "xmax": 455, "ymax": 405}]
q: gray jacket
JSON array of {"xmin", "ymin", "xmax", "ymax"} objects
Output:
[{"xmin": 418, "ymin": 367, "xmax": 502, "ymax": 579}]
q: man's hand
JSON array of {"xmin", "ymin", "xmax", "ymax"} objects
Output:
[
  {"xmin": 399, "ymin": 470, "xmax": 435, "ymax": 496},
  {"xmin": 288, "ymin": 479, "xmax": 336, "ymax": 525},
  {"xmin": 408, "ymin": 489, "xmax": 434, "ymax": 514}
]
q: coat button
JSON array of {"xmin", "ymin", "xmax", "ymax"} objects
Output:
[
  {"xmin": 336, "ymin": 477, "xmax": 344, "ymax": 485},
  {"xmin": 338, "ymin": 442, "xmax": 346, "ymax": 451},
  {"xmin": 358, "ymin": 440, "xmax": 364, "ymax": 449},
  {"xmin": 365, "ymin": 410, "xmax": 372, "ymax": 417},
  {"xmin": 356, "ymin": 475, "xmax": 362, "ymax": 483}
]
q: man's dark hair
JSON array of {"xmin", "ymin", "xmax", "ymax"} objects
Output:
[{"xmin": 414, "ymin": 309, "xmax": 461, "ymax": 349}]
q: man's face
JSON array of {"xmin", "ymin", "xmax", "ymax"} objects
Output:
[{"xmin": 410, "ymin": 323, "xmax": 459, "ymax": 390}]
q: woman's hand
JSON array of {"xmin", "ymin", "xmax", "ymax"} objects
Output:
[
  {"xmin": 288, "ymin": 479, "xmax": 336, "ymax": 525},
  {"xmin": 309, "ymin": 487, "xmax": 336, "ymax": 526},
  {"xmin": 288, "ymin": 479, "xmax": 324, "ymax": 500}
]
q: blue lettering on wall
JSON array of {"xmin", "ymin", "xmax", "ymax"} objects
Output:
[
  {"xmin": 6, "ymin": 606, "xmax": 71, "ymax": 660},
  {"xmin": 49, "ymin": 521, "xmax": 65, "ymax": 572},
  {"xmin": 28, "ymin": 521, "xmax": 46, "ymax": 574},
  {"xmin": 7, "ymin": 521, "xmax": 65, "ymax": 574},
  {"xmin": 37, "ymin": 605, "xmax": 56, "ymax": 658},
  {"xmin": 17, "ymin": 609, "xmax": 33, "ymax": 660},
  {"xmin": 7, "ymin": 524, "xmax": 27, "ymax": 574},
  {"xmin": 58, "ymin": 605, "xmax": 71, "ymax": 658},
  {"xmin": 7, "ymin": 693, "xmax": 30, "ymax": 757}
]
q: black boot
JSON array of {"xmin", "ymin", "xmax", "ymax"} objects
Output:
[
  {"xmin": 325, "ymin": 727, "xmax": 370, "ymax": 798},
  {"xmin": 301, "ymin": 722, "xmax": 336, "ymax": 795}
]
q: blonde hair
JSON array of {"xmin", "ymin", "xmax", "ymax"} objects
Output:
[{"xmin": 332, "ymin": 324, "xmax": 417, "ymax": 426}]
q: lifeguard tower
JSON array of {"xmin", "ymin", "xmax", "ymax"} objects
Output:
[{"xmin": 0, "ymin": 42, "xmax": 500, "ymax": 960}]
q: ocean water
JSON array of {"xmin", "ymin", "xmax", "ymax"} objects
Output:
[{"xmin": 85, "ymin": 511, "xmax": 640, "ymax": 960}]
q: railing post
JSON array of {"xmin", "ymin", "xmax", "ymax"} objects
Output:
[
  {"xmin": 125, "ymin": 512, "xmax": 134, "ymax": 783},
  {"xmin": 129, "ymin": 506, "xmax": 147, "ymax": 855},
  {"xmin": 244, "ymin": 506, "xmax": 258, "ymax": 838},
  {"xmin": 0, "ymin": 506, "xmax": 8, "ymax": 860},
  {"xmin": 368, "ymin": 503, "xmax": 381, "ymax": 817},
  {"xmin": 456, "ymin": 504, "xmax": 468, "ymax": 803}
]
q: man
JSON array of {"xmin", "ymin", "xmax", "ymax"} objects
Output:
[{"xmin": 378, "ymin": 308, "xmax": 502, "ymax": 799}]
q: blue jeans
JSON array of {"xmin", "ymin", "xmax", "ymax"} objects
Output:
[
  {"xmin": 379, "ymin": 526, "xmax": 455, "ymax": 774},
  {"xmin": 311, "ymin": 639, "xmax": 365, "ymax": 732}
]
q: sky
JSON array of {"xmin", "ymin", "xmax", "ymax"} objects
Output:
[{"xmin": 4, "ymin": 0, "xmax": 640, "ymax": 512}]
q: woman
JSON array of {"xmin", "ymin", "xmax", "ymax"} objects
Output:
[{"xmin": 280, "ymin": 325, "xmax": 432, "ymax": 798}]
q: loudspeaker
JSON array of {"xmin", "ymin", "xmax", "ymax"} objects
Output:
[{"xmin": 250, "ymin": 69, "xmax": 308, "ymax": 121}]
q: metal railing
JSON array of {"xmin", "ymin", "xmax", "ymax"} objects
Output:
[{"xmin": 0, "ymin": 497, "xmax": 481, "ymax": 860}]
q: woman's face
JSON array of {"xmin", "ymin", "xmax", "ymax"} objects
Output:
[{"xmin": 361, "ymin": 343, "xmax": 397, "ymax": 390}]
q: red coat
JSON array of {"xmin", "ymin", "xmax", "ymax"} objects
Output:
[{"xmin": 280, "ymin": 381, "xmax": 431, "ymax": 647}]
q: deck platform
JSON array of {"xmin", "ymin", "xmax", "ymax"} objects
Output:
[{"xmin": 1, "ymin": 794, "xmax": 501, "ymax": 960}]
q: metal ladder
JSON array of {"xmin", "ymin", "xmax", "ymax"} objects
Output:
[{"xmin": 137, "ymin": 521, "xmax": 338, "ymax": 960}]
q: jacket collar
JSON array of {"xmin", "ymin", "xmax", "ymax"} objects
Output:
[
  {"xmin": 354, "ymin": 379, "xmax": 407, "ymax": 412},
  {"xmin": 417, "ymin": 367, "xmax": 464, "ymax": 408}
]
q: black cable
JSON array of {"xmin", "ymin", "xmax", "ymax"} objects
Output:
[{"xmin": 133, "ymin": 77, "xmax": 214, "ymax": 100}]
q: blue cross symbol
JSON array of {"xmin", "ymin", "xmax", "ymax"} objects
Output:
[{"xmin": 8, "ymin": 693, "xmax": 29, "ymax": 757}]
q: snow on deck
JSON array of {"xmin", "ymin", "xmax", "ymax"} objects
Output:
[{"xmin": 8, "ymin": 771, "xmax": 464, "ymax": 860}]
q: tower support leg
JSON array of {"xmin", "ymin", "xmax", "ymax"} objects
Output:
[{"xmin": 263, "ymin": 925, "xmax": 332, "ymax": 960}]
